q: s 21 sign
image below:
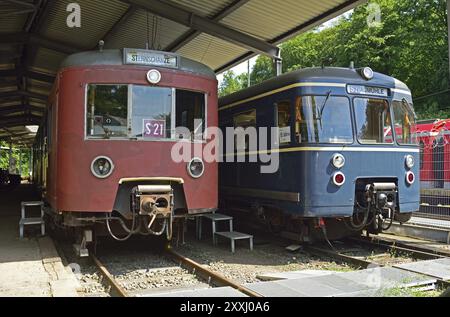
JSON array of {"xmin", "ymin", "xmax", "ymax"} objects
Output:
[{"xmin": 143, "ymin": 119, "xmax": 166, "ymax": 138}]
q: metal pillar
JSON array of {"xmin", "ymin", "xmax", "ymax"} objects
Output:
[
  {"xmin": 448, "ymin": 0, "xmax": 450, "ymax": 84},
  {"xmin": 247, "ymin": 59, "xmax": 251, "ymax": 88},
  {"xmin": 18, "ymin": 149, "xmax": 22, "ymax": 176},
  {"xmin": 8, "ymin": 142, "xmax": 13, "ymax": 174}
]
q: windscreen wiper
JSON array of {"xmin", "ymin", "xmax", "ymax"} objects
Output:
[{"xmin": 316, "ymin": 90, "xmax": 332, "ymax": 120}]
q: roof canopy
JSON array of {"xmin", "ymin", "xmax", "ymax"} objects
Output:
[{"xmin": 0, "ymin": 0, "xmax": 364, "ymax": 146}]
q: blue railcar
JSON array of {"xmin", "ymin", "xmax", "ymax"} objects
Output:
[{"xmin": 219, "ymin": 67, "xmax": 419, "ymax": 241}]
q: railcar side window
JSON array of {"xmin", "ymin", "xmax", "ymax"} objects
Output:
[
  {"xmin": 86, "ymin": 85, "xmax": 128, "ymax": 138},
  {"xmin": 276, "ymin": 101, "xmax": 292, "ymax": 144},
  {"xmin": 354, "ymin": 98, "xmax": 393, "ymax": 144},
  {"xmin": 392, "ymin": 100, "xmax": 417, "ymax": 145},
  {"xmin": 295, "ymin": 96, "xmax": 353, "ymax": 144},
  {"xmin": 175, "ymin": 90, "xmax": 206, "ymax": 140},
  {"xmin": 131, "ymin": 86, "xmax": 172, "ymax": 139},
  {"xmin": 233, "ymin": 109, "xmax": 257, "ymax": 151}
]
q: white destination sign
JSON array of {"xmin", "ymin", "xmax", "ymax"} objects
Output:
[
  {"xmin": 123, "ymin": 49, "xmax": 178, "ymax": 68},
  {"xmin": 347, "ymin": 85, "xmax": 389, "ymax": 97}
]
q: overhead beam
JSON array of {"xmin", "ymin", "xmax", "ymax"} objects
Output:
[
  {"xmin": 214, "ymin": 0, "xmax": 366, "ymax": 73},
  {"xmin": 3, "ymin": 0, "xmax": 36, "ymax": 10},
  {"xmin": 0, "ymin": 32, "xmax": 80, "ymax": 55},
  {"xmin": 0, "ymin": 90, "xmax": 48, "ymax": 102},
  {"xmin": 0, "ymin": 68, "xmax": 54, "ymax": 83},
  {"xmin": 123, "ymin": 0, "xmax": 280, "ymax": 58},
  {"xmin": 166, "ymin": 0, "xmax": 251, "ymax": 52},
  {"xmin": 98, "ymin": 6, "xmax": 139, "ymax": 49},
  {"xmin": 0, "ymin": 114, "xmax": 42, "ymax": 127},
  {"xmin": 166, "ymin": 0, "xmax": 250, "ymax": 52},
  {"xmin": 0, "ymin": 105, "xmax": 45, "ymax": 116}
]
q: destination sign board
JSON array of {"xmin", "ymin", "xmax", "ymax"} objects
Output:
[
  {"xmin": 347, "ymin": 85, "xmax": 389, "ymax": 97},
  {"xmin": 123, "ymin": 49, "xmax": 179, "ymax": 68}
]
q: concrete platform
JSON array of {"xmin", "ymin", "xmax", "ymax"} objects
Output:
[
  {"xmin": 387, "ymin": 220, "xmax": 450, "ymax": 244},
  {"xmin": 244, "ymin": 267, "xmax": 437, "ymax": 297},
  {"xmin": 394, "ymin": 258, "xmax": 450, "ymax": 280},
  {"xmin": 138, "ymin": 286, "xmax": 248, "ymax": 297},
  {"xmin": 0, "ymin": 184, "xmax": 80, "ymax": 297}
]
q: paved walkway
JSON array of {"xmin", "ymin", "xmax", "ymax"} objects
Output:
[{"xmin": 0, "ymin": 184, "xmax": 80, "ymax": 297}]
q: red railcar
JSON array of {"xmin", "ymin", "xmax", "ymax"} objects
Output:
[
  {"xmin": 33, "ymin": 49, "xmax": 218, "ymax": 248},
  {"xmin": 416, "ymin": 119, "xmax": 450, "ymax": 189}
]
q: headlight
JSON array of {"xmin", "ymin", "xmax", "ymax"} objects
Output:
[
  {"xmin": 147, "ymin": 69, "xmax": 161, "ymax": 84},
  {"xmin": 405, "ymin": 155, "xmax": 415, "ymax": 169},
  {"xmin": 91, "ymin": 156, "xmax": 114, "ymax": 179},
  {"xmin": 361, "ymin": 67, "xmax": 374, "ymax": 80},
  {"xmin": 187, "ymin": 157, "xmax": 205, "ymax": 179},
  {"xmin": 332, "ymin": 153, "xmax": 345, "ymax": 169}
]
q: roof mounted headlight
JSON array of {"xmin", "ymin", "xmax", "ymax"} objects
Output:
[
  {"xmin": 91, "ymin": 156, "xmax": 114, "ymax": 179},
  {"xmin": 147, "ymin": 69, "xmax": 162, "ymax": 84},
  {"xmin": 405, "ymin": 155, "xmax": 415, "ymax": 169},
  {"xmin": 187, "ymin": 157, "xmax": 205, "ymax": 179},
  {"xmin": 360, "ymin": 67, "xmax": 374, "ymax": 80},
  {"xmin": 332, "ymin": 153, "xmax": 346, "ymax": 169}
]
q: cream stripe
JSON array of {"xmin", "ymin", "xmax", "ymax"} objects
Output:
[
  {"xmin": 224, "ymin": 146, "xmax": 419, "ymax": 157},
  {"xmin": 219, "ymin": 82, "xmax": 347, "ymax": 111},
  {"xmin": 391, "ymin": 88, "xmax": 412, "ymax": 96}
]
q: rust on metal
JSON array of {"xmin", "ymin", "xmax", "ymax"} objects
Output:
[
  {"xmin": 91, "ymin": 254, "xmax": 128, "ymax": 297},
  {"xmin": 165, "ymin": 247, "xmax": 263, "ymax": 297}
]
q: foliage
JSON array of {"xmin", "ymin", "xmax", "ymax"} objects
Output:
[
  {"xmin": 0, "ymin": 140, "xmax": 31, "ymax": 177},
  {"xmin": 219, "ymin": 0, "xmax": 450, "ymax": 119}
]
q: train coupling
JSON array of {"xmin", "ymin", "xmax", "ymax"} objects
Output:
[
  {"xmin": 133, "ymin": 185, "xmax": 174, "ymax": 218},
  {"xmin": 365, "ymin": 182, "xmax": 397, "ymax": 211}
]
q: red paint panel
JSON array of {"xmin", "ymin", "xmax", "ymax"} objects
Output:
[{"xmin": 48, "ymin": 66, "xmax": 218, "ymax": 213}]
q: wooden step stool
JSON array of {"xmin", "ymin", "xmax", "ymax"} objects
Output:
[{"xmin": 19, "ymin": 201, "xmax": 45, "ymax": 238}]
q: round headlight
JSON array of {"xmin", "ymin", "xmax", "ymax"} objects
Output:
[
  {"xmin": 332, "ymin": 153, "xmax": 346, "ymax": 169},
  {"xmin": 187, "ymin": 157, "xmax": 205, "ymax": 179},
  {"xmin": 361, "ymin": 67, "xmax": 374, "ymax": 80},
  {"xmin": 405, "ymin": 155, "xmax": 415, "ymax": 169},
  {"xmin": 147, "ymin": 69, "xmax": 161, "ymax": 84},
  {"xmin": 91, "ymin": 156, "xmax": 114, "ymax": 179}
]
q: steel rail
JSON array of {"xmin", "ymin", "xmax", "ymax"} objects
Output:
[
  {"xmin": 90, "ymin": 254, "xmax": 129, "ymax": 297},
  {"xmin": 349, "ymin": 237, "xmax": 447, "ymax": 260},
  {"xmin": 305, "ymin": 241, "xmax": 450, "ymax": 293},
  {"xmin": 165, "ymin": 247, "xmax": 263, "ymax": 297},
  {"xmin": 304, "ymin": 245, "xmax": 377, "ymax": 269},
  {"xmin": 356, "ymin": 235, "xmax": 450, "ymax": 258}
]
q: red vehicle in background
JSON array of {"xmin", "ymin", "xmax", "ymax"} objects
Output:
[
  {"xmin": 33, "ymin": 48, "xmax": 218, "ymax": 253},
  {"xmin": 416, "ymin": 119, "xmax": 450, "ymax": 189}
]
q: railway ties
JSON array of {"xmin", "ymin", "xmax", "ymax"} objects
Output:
[{"xmin": 89, "ymin": 246, "xmax": 261, "ymax": 298}]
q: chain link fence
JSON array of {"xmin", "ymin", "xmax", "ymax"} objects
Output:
[{"xmin": 417, "ymin": 119, "xmax": 450, "ymax": 228}]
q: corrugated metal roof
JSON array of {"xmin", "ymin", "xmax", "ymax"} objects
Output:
[{"xmin": 0, "ymin": 0, "xmax": 364, "ymax": 144}]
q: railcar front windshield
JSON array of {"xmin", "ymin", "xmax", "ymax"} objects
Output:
[
  {"xmin": 392, "ymin": 100, "xmax": 417, "ymax": 145},
  {"xmin": 354, "ymin": 98, "xmax": 393, "ymax": 144},
  {"xmin": 86, "ymin": 84, "xmax": 206, "ymax": 140},
  {"xmin": 295, "ymin": 95, "xmax": 353, "ymax": 144}
]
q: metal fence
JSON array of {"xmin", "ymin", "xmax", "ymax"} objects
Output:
[{"xmin": 417, "ymin": 127, "xmax": 450, "ymax": 228}]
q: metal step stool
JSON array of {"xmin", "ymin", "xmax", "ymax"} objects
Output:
[
  {"xmin": 19, "ymin": 201, "xmax": 45, "ymax": 238},
  {"xmin": 196, "ymin": 213, "xmax": 233, "ymax": 245},
  {"xmin": 215, "ymin": 231, "xmax": 253, "ymax": 253}
]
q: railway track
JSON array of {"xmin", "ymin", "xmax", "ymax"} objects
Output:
[
  {"xmin": 303, "ymin": 237, "xmax": 450, "ymax": 291},
  {"xmin": 90, "ymin": 245, "xmax": 261, "ymax": 297}
]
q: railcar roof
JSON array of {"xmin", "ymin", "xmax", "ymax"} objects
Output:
[
  {"xmin": 219, "ymin": 67, "xmax": 410, "ymax": 106},
  {"xmin": 60, "ymin": 49, "xmax": 216, "ymax": 79}
]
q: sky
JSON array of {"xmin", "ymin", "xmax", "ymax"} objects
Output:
[{"xmin": 217, "ymin": 10, "xmax": 354, "ymax": 85}]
